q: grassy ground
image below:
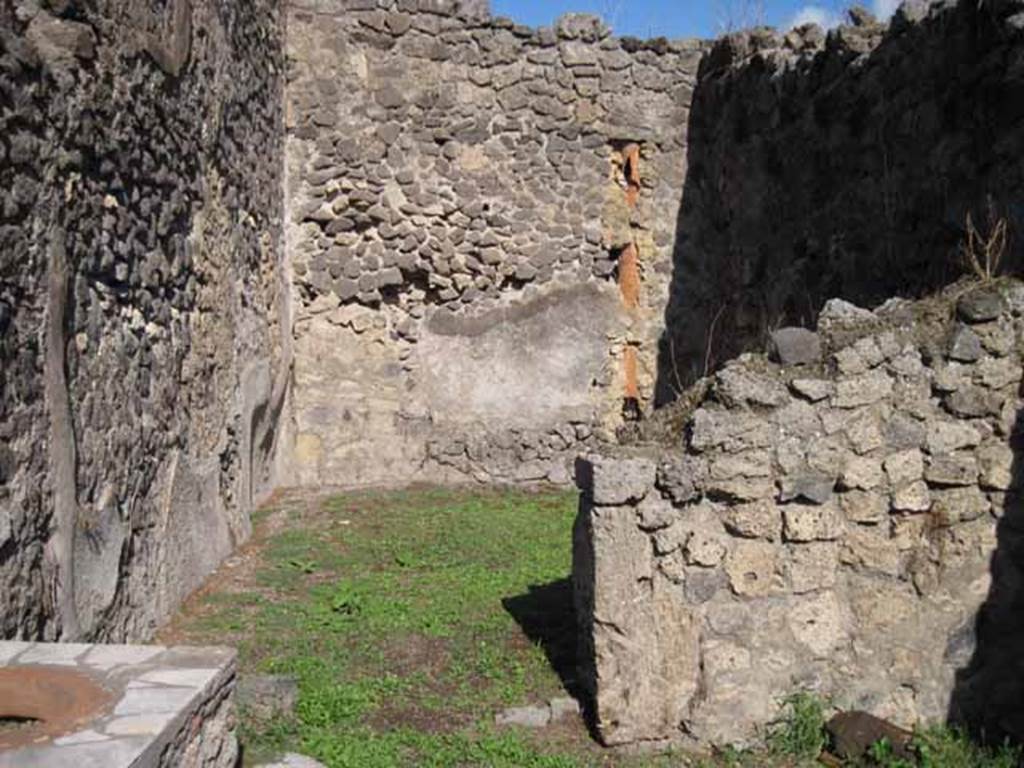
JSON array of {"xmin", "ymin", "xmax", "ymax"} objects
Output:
[
  {"xmin": 161, "ymin": 487, "xmax": 1021, "ymax": 768},
  {"xmin": 162, "ymin": 486, "xmax": 660, "ymax": 767}
]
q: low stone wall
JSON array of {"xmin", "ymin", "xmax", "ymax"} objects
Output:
[
  {"xmin": 574, "ymin": 279, "xmax": 1024, "ymax": 747},
  {"xmin": 283, "ymin": 0, "xmax": 703, "ymax": 487},
  {"xmin": 156, "ymin": 655, "xmax": 237, "ymax": 768}
]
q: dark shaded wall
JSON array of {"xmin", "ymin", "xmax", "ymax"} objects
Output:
[
  {"xmin": 658, "ymin": 0, "xmax": 1024, "ymax": 402},
  {"xmin": 0, "ymin": 0, "xmax": 289, "ymax": 641}
]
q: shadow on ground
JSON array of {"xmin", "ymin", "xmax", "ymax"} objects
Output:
[{"xmin": 502, "ymin": 579, "xmax": 580, "ymax": 701}]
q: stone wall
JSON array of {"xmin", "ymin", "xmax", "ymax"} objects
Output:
[
  {"xmin": 574, "ymin": 279, "xmax": 1024, "ymax": 747},
  {"xmin": 0, "ymin": 0, "xmax": 288, "ymax": 641},
  {"xmin": 282, "ymin": 0, "xmax": 703, "ymax": 487},
  {"xmin": 657, "ymin": 0, "xmax": 1024, "ymax": 398}
]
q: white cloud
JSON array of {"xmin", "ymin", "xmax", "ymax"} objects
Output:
[
  {"xmin": 788, "ymin": 5, "xmax": 842, "ymax": 30},
  {"xmin": 788, "ymin": 0, "xmax": 901, "ymax": 30},
  {"xmin": 873, "ymin": 0, "xmax": 902, "ymax": 19}
]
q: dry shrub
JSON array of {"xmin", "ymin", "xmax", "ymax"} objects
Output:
[{"xmin": 960, "ymin": 197, "xmax": 1009, "ymax": 282}]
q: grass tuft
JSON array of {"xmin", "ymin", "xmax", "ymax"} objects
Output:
[
  {"xmin": 769, "ymin": 692, "xmax": 827, "ymax": 761},
  {"xmin": 910, "ymin": 726, "xmax": 1021, "ymax": 768}
]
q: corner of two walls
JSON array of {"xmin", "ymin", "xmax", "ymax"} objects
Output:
[
  {"xmin": 658, "ymin": 0, "xmax": 1024, "ymax": 395},
  {"xmin": 576, "ymin": 281, "xmax": 1024, "ymax": 747},
  {"xmin": 279, "ymin": 0, "xmax": 705, "ymax": 489}
]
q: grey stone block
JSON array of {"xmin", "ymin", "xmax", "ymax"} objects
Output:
[
  {"xmin": 577, "ymin": 455, "xmax": 656, "ymax": 505},
  {"xmin": 778, "ymin": 471, "xmax": 836, "ymax": 505},
  {"xmin": 957, "ymin": 288, "xmax": 1006, "ymax": 323},
  {"xmin": 548, "ymin": 697, "xmax": 581, "ymax": 721},
  {"xmin": 948, "ymin": 324, "xmax": 982, "ymax": 362},
  {"xmin": 237, "ymin": 674, "xmax": 299, "ymax": 722},
  {"xmin": 257, "ymin": 754, "xmax": 328, "ymax": 768},
  {"xmin": 770, "ymin": 327, "xmax": 822, "ymax": 366},
  {"xmin": 495, "ymin": 705, "xmax": 551, "ymax": 728}
]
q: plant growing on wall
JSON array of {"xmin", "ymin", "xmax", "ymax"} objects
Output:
[
  {"xmin": 960, "ymin": 197, "xmax": 1010, "ymax": 282},
  {"xmin": 599, "ymin": 0, "xmax": 625, "ymax": 32},
  {"xmin": 713, "ymin": 0, "xmax": 766, "ymax": 32}
]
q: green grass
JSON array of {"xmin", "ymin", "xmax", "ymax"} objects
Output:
[
  {"xmin": 859, "ymin": 726, "xmax": 1020, "ymax": 768},
  {"xmin": 768, "ymin": 693, "xmax": 827, "ymax": 762},
  {"xmin": 757, "ymin": 693, "xmax": 1021, "ymax": 768},
  {"xmin": 166, "ymin": 487, "xmax": 1023, "ymax": 768},
  {"xmin": 170, "ymin": 487, "xmax": 602, "ymax": 767}
]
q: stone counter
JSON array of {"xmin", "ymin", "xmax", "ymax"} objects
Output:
[{"xmin": 0, "ymin": 642, "xmax": 237, "ymax": 768}]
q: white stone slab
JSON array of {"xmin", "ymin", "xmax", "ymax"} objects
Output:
[
  {"xmin": 103, "ymin": 712, "xmax": 176, "ymax": 737},
  {"xmin": 54, "ymin": 729, "xmax": 110, "ymax": 746},
  {"xmin": 113, "ymin": 685, "xmax": 198, "ymax": 716},
  {"xmin": 139, "ymin": 667, "xmax": 218, "ymax": 688},
  {"xmin": 0, "ymin": 642, "xmax": 34, "ymax": 665},
  {"xmin": 16, "ymin": 643, "xmax": 92, "ymax": 666},
  {"xmin": 83, "ymin": 644, "xmax": 165, "ymax": 670},
  {"xmin": 0, "ymin": 735, "xmax": 147, "ymax": 768}
]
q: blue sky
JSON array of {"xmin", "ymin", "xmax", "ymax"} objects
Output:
[{"xmin": 491, "ymin": 0, "xmax": 901, "ymax": 40}]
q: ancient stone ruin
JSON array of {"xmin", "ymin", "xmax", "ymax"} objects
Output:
[
  {"xmin": 3, "ymin": 0, "xmax": 1024, "ymax": 759},
  {"xmin": 283, "ymin": 1, "xmax": 699, "ymax": 487},
  {"xmin": 575, "ymin": 283, "xmax": 1024, "ymax": 747}
]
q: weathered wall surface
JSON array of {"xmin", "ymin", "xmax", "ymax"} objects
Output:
[
  {"xmin": 283, "ymin": 0, "xmax": 703, "ymax": 487},
  {"xmin": 0, "ymin": 0, "xmax": 288, "ymax": 641},
  {"xmin": 575, "ymin": 279, "xmax": 1024, "ymax": 747},
  {"xmin": 658, "ymin": 0, "xmax": 1024, "ymax": 397}
]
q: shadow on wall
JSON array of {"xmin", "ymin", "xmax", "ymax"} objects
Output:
[
  {"xmin": 949, "ymin": 401, "xmax": 1024, "ymax": 745},
  {"xmin": 655, "ymin": 1, "xmax": 1024, "ymax": 405}
]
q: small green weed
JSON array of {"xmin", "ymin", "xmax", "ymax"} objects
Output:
[
  {"xmin": 850, "ymin": 726, "xmax": 1023, "ymax": 768},
  {"xmin": 866, "ymin": 737, "xmax": 913, "ymax": 768},
  {"xmin": 769, "ymin": 692, "xmax": 827, "ymax": 761},
  {"xmin": 910, "ymin": 726, "xmax": 1020, "ymax": 768}
]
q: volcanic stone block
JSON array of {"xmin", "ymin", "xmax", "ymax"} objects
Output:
[
  {"xmin": 573, "ymin": 496, "xmax": 700, "ymax": 746},
  {"xmin": 577, "ymin": 454, "xmax": 656, "ymax": 505},
  {"xmin": 770, "ymin": 327, "xmax": 822, "ymax": 366}
]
